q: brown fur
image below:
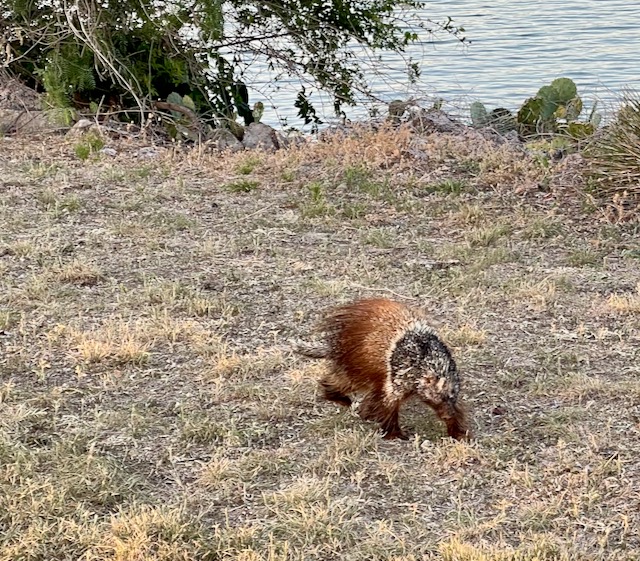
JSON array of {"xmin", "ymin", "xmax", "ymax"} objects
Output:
[{"xmin": 298, "ymin": 298, "xmax": 471, "ymax": 440}]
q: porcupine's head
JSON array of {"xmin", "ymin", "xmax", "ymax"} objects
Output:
[{"xmin": 389, "ymin": 322, "xmax": 469, "ymax": 439}]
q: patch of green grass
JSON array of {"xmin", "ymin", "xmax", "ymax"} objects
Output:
[
  {"xmin": 522, "ymin": 217, "xmax": 563, "ymax": 240},
  {"xmin": 225, "ymin": 179, "xmax": 260, "ymax": 193},
  {"xmin": 566, "ymin": 248, "xmax": 602, "ymax": 267},
  {"xmin": 58, "ymin": 193, "xmax": 82, "ymax": 214},
  {"xmin": 340, "ymin": 202, "xmax": 368, "ymax": 219},
  {"xmin": 362, "ymin": 228, "xmax": 395, "ymax": 249},
  {"xmin": 536, "ymin": 406, "xmax": 587, "ymax": 441},
  {"xmin": 235, "ymin": 154, "xmax": 262, "ymax": 175},
  {"xmin": 455, "ymin": 158, "xmax": 482, "ymax": 176},
  {"xmin": 300, "ymin": 181, "xmax": 334, "ymax": 217},
  {"xmin": 36, "ymin": 188, "xmax": 58, "ymax": 209},
  {"xmin": 343, "ymin": 164, "xmax": 372, "ymax": 189},
  {"xmin": 148, "ymin": 210, "xmax": 197, "ymax": 232},
  {"xmin": 281, "ymin": 169, "xmax": 296, "ymax": 182},
  {"xmin": 452, "ymin": 246, "xmax": 521, "ymax": 272},
  {"xmin": 425, "ymin": 178, "xmax": 470, "ymax": 195},
  {"xmin": 101, "ymin": 166, "xmax": 128, "ymax": 184},
  {"xmin": 74, "ymin": 132, "xmax": 105, "ymax": 161},
  {"xmin": 19, "ymin": 160, "xmax": 61, "ymax": 178},
  {"xmin": 36, "ymin": 190, "xmax": 82, "ymax": 217},
  {"xmin": 467, "ymin": 223, "xmax": 512, "ymax": 247},
  {"xmin": 621, "ymin": 249, "xmax": 640, "ymax": 260},
  {"xmin": 552, "ymin": 274, "xmax": 576, "ymax": 293},
  {"xmin": 133, "ymin": 165, "xmax": 153, "ymax": 179},
  {"xmin": 180, "ymin": 414, "xmax": 230, "ymax": 445},
  {"xmin": 306, "ymin": 180, "xmax": 325, "ymax": 203},
  {"xmin": 143, "ymin": 279, "xmax": 236, "ymax": 319}
]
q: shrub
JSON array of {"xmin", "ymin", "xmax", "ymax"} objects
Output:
[
  {"xmin": 585, "ymin": 95, "xmax": 640, "ymax": 198},
  {"xmin": 0, "ymin": 0, "xmax": 465, "ymax": 129}
]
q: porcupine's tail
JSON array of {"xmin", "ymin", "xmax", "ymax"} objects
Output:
[{"xmin": 295, "ymin": 341, "xmax": 330, "ymax": 359}]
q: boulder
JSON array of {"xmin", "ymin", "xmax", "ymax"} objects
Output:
[
  {"xmin": 0, "ymin": 77, "xmax": 58, "ymax": 135},
  {"xmin": 207, "ymin": 128, "xmax": 244, "ymax": 152},
  {"xmin": 409, "ymin": 108, "xmax": 463, "ymax": 134},
  {"xmin": 241, "ymin": 122, "xmax": 281, "ymax": 151},
  {"xmin": 65, "ymin": 118, "xmax": 99, "ymax": 138},
  {"xmin": 0, "ymin": 109, "xmax": 56, "ymax": 135},
  {"xmin": 0, "ymin": 77, "xmax": 42, "ymax": 111}
]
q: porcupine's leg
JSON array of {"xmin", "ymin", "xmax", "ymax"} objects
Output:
[
  {"xmin": 358, "ymin": 391, "xmax": 382, "ymax": 421},
  {"xmin": 318, "ymin": 376, "xmax": 352, "ymax": 406},
  {"xmin": 359, "ymin": 392, "xmax": 407, "ymax": 440},
  {"xmin": 432, "ymin": 400, "xmax": 471, "ymax": 440},
  {"xmin": 380, "ymin": 404, "xmax": 407, "ymax": 440}
]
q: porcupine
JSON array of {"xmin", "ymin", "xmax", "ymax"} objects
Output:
[{"xmin": 298, "ymin": 298, "xmax": 470, "ymax": 440}]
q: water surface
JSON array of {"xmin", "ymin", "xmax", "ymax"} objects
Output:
[{"xmin": 242, "ymin": 1, "xmax": 640, "ymax": 128}]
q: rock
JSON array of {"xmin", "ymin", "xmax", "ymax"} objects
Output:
[
  {"xmin": 72, "ymin": 118, "xmax": 94, "ymax": 131},
  {"xmin": 99, "ymin": 147, "xmax": 118, "ymax": 157},
  {"xmin": 65, "ymin": 118, "xmax": 98, "ymax": 138},
  {"xmin": 207, "ymin": 128, "xmax": 243, "ymax": 152},
  {"xmin": 0, "ymin": 77, "xmax": 42, "ymax": 111},
  {"xmin": 0, "ymin": 78, "xmax": 59, "ymax": 135},
  {"xmin": 409, "ymin": 108, "xmax": 463, "ymax": 134},
  {"xmin": 136, "ymin": 147, "xmax": 160, "ymax": 159},
  {"xmin": 242, "ymin": 122, "xmax": 281, "ymax": 151},
  {"xmin": 279, "ymin": 129, "xmax": 306, "ymax": 148},
  {"xmin": 387, "ymin": 99, "xmax": 416, "ymax": 124},
  {"xmin": 0, "ymin": 109, "xmax": 57, "ymax": 135}
]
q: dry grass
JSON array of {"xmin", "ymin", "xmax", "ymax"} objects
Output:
[
  {"xmin": 1, "ymin": 125, "xmax": 639, "ymax": 560},
  {"xmin": 606, "ymin": 282, "xmax": 640, "ymax": 314},
  {"xmin": 585, "ymin": 94, "xmax": 640, "ymax": 200}
]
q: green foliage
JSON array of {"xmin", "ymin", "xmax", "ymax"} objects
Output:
[
  {"xmin": 235, "ymin": 155, "xmax": 262, "ymax": 175},
  {"xmin": 74, "ymin": 133, "xmax": 105, "ymax": 161},
  {"xmin": 300, "ymin": 181, "xmax": 333, "ymax": 217},
  {"xmin": 294, "ymin": 87, "xmax": 322, "ymax": 130},
  {"xmin": 425, "ymin": 178, "xmax": 469, "ymax": 195},
  {"xmin": 516, "ymin": 77, "xmax": 598, "ymax": 138},
  {"xmin": 550, "ymin": 77, "xmax": 577, "ymax": 103},
  {"xmin": 470, "ymin": 101, "xmax": 488, "ymax": 128},
  {"xmin": 473, "ymin": 78, "xmax": 600, "ymax": 142},
  {"xmin": 1, "ymin": 0, "xmax": 461, "ymax": 129},
  {"xmin": 36, "ymin": 44, "xmax": 96, "ymax": 110},
  {"xmin": 167, "ymin": 92, "xmax": 196, "ymax": 114},
  {"xmin": 307, "ymin": 181, "xmax": 325, "ymax": 203},
  {"xmin": 470, "ymin": 102, "xmax": 516, "ymax": 133},
  {"xmin": 225, "ymin": 179, "xmax": 260, "ymax": 193}
]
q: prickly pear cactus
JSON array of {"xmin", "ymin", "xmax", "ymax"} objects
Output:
[
  {"xmin": 517, "ymin": 77, "xmax": 587, "ymax": 136},
  {"xmin": 550, "ymin": 78, "xmax": 578, "ymax": 103},
  {"xmin": 518, "ymin": 97, "xmax": 553, "ymax": 135},
  {"xmin": 470, "ymin": 101, "xmax": 488, "ymax": 128}
]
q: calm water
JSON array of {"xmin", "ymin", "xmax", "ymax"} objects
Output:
[{"xmin": 243, "ymin": 1, "xmax": 640, "ymax": 128}]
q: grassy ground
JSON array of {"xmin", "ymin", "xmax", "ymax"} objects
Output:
[{"xmin": 1, "ymin": 125, "xmax": 639, "ymax": 560}]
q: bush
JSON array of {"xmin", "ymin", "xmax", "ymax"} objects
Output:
[
  {"xmin": 470, "ymin": 78, "xmax": 600, "ymax": 140},
  {"xmin": 585, "ymin": 95, "xmax": 640, "ymax": 198},
  {"xmin": 0, "ymin": 1, "xmax": 465, "ymax": 129}
]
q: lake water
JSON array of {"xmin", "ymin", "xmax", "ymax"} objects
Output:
[{"xmin": 242, "ymin": 1, "xmax": 640, "ymax": 129}]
